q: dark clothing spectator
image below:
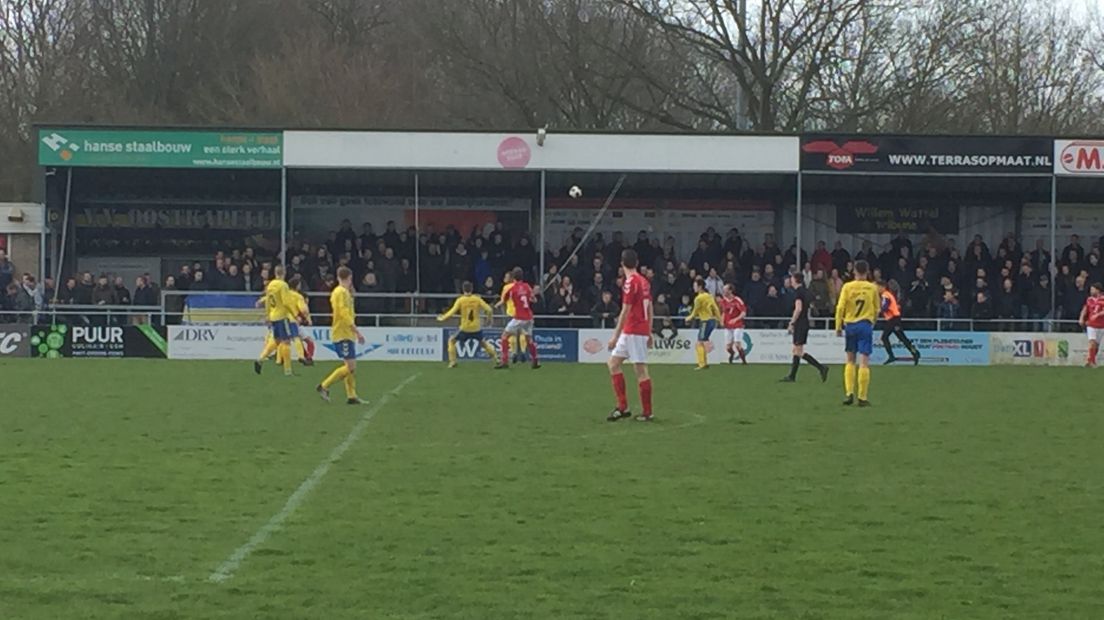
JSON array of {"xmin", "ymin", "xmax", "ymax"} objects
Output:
[
  {"xmin": 92, "ymin": 283, "xmax": 116, "ymax": 306},
  {"xmin": 831, "ymin": 245, "xmax": 851, "ymax": 274},
  {"xmin": 0, "ymin": 254, "xmax": 14, "ymax": 290},
  {"xmin": 591, "ymin": 297, "xmax": 620, "ymax": 328},
  {"xmin": 75, "ymin": 279, "xmax": 94, "ymax": 305},
  {"xmin": 971, "ymin": 294, "xmax": 993, "ymax": 329},
  {"xmin": 133, "ymin": 281, "xmax": 157, "ymax": 307},
  {"xmin": 113, "ymin": 283, "xmax": 131, "ymax": 306}
]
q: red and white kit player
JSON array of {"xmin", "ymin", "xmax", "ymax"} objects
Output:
[
  {"xmin": 1079, "ymin": 282, "xmax": 1104, "ymax": 367},
  {"xmin": 607, "ymin": 249, "xmax": 654, "ymax": 422},
  {"xmin": 719, "ymin": 283, "xmax": 748, "ymax": 365},
  {"xmin": 498, "ymin": 267, "xmax": 540, "ymax": 370}
]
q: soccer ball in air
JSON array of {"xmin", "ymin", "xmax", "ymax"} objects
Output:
[{"xmin": 568, "ymin": 185, "xmax": 583, "ymax": 199}]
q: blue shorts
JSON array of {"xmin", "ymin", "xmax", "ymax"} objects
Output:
[
  {"xmin": 697, "ymin": 319, "xmax": 717, "ymax": 342},
  {"xmin": 456, "ymin": 330, "xmax": 483, "ymax": 343},
  {"xmin": 333, "ymin": 339, "xmax": 356, "ymax": 360},
  {"xmin": 288, "ymin": 323, "xmax": 300, "ymax": 339},
  {"xmin": 271, "ymin": 319, "xmax": 292, "ymax": 341},
  {"xmin": 845, "ymin": 322, "xmax": 874, "ymax": 356}
]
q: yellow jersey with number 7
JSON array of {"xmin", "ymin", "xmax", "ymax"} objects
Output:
[{"xmin": 835, "ymin": 280, "xmax": 880, "ymax": 329}]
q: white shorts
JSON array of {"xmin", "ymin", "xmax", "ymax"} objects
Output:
[
  {"xmin": 504, "ymin": 319, "xmax": 534, "ymax": 336},
  {"xmin": 725, "ymin": 328, "xmax": 745, "ymax": 346},
  {"xmin": 1088, "ymin": 327, "xmax": 1104, "ymax": 345},
  {"xmin": 612, "ymin": 333, "xmax": 649, "ymax": 364}
]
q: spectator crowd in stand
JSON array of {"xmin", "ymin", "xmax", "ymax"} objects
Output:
[{"xmin": 24, "ymin": 216, "xmax": 1104, "ymax": 333}]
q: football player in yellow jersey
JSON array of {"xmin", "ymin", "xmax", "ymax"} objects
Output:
[
  {"xmin": 254, "ymin": 264, "xmax": 303, "ymax": 377},
  {"xmin": 317, "ymin": 266, "xmax": 366, "ymax": 405},
  {"xmin": 438, "ymin": 280, "xmax": 498, "ymax": 368},
  {"xmin": 288, "ymin": 275, "xmax": 315, "ymax": 366},
  {"xmin": 835, "ymin": 260, "xmax": 880, "ymax": 407},
  {"xmin": 495, "ymin": 271, "xmax": 528, "ymax": 363},
  {"xmin": 685, "ymin": 277, "xmax": 721, "ymax": 369}
]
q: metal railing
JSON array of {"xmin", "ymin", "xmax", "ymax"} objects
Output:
[{"xmin": 11, "ymin": 291, "xmax": 1081, "ymax": 334}]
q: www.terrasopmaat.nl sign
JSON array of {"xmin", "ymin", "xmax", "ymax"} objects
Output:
[{"xmin": 38, "ymin": 128, "xmax": 282, "ymax": 169}]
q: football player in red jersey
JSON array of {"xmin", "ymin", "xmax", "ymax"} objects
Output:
[
  {"xmin": 719, "ymin": 283, "xmax": 748, "ymax": 364},
  {"xmin": 1079, "ymin": 282, "xmax": 1104, "ymax": 367},
  {"xmin": 497, "ymin": 267, "xmax": 540, "ymax": 370},
  {"xmin": 607, "ymin": 249, "xmax": 654, "ymax": 422}
]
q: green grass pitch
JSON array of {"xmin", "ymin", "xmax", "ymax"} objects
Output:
[{"xmin": 1, "ymin": 359, "xmax": 1102, "ymax": 619}]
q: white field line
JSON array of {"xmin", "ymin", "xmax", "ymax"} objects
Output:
[{"xmin": 207, "ymin": 373, "xmax": 420, "ymax": 584}]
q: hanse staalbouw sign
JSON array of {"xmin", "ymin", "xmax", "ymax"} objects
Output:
[{"xmin": 38, "ymin": 128, "xmax": 282, "ymax": 168}]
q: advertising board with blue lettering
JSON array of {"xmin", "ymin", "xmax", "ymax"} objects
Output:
[
  {"xmin": 442, "ymin": 328, "xmax": 578, "ymax": 362},
  {"xmin": 869, "ymin": 331, "xmax": 989, "ymax": 366}
]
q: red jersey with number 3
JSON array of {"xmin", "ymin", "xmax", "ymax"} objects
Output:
[
  {"xmin": 719, "ymin": 295, "xmax": 747, "ymax": 329},
  {"xmin": 508, "ymin": 281, "xmax": 535, "ymax": 321},
  {"xmin": 621, "ymin": 272, "xmax": 651, "ymax": 336},
  {"xmin": 1086, "ymin": 296, "xmax": 1104, "ymax": 328}
]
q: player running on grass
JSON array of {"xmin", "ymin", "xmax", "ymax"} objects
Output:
[
  {"xmin": 497, "ymin": 267, "xmax": 540, "ymax": 370},
  {"xmin": 1079, "ymin": 282, "xmax": 1104, "ymax": 367},
  {"xmin": 686, "ymin": 277, "xmax": 721, "ymax": 370},
  {"xmin": 607, "ymin": 249, "xmax": 654, "ymax": 422},
  {"xmin": 495, "ymin": 270, "xmax": 528, "ymax": 364},
  {"xmin": 836, "ymin": 261, "xmax": 879, "ymax": 407},
  {"xmin": 719, "ymin": 283, "xmax": 748, "ymax": 364},
  {"xmin": 254, "ymin": 264, "xmax": 302, "ymax": 377},
  {"xmin": 780, "ymin": 272, "xmax": 828, "ymax": 383},
  {"xmin": 438, "ymin": 280, "xmax": 498, "ymax": 368},
  {"xmin": 316, "ymin": 266, "xmax": 367, "ymax": 405},
  {"xmin": 878, "ymin": 280, "xmax": 919, "ymax": 365}
]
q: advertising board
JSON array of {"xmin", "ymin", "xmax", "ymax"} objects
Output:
[{"xmin": 168, "ymin": 326, "xmax": 442, "ymax": 361}]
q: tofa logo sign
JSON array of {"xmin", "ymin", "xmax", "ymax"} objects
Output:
[
  {"xmin": 41, "ymin": 132, "xmax": 80, "ymax": 161},
  {"xmin": 803, "ymin": 140, "xmax": 879, "ymax": 170}
]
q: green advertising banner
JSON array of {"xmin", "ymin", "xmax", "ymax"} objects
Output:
[{"xmin": 38, "ymin": 128, "xmax": 282, "ymax": 168}]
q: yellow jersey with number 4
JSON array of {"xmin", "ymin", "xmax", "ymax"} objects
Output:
[
  {"xmin": 441, "ymin": 294, "xmax": 493, "ymax": 333},
  {"xmin": 835, "ymin": 279, "xmax": 880, "ymax": 329}
]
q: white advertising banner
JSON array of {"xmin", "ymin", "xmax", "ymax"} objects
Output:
[
  {"xmin": 576, "ymin": 328, "xmax": 844, "ymax": 365},
  {"xmin": 168, "ymin": 326, "xmax": 442, "ymax": 361},
  {"xmin": 1054, "ymin": 140, "xmax": 1104, "ymax": 176},
  {"xmin": 285, "ymin": 131, "xmax": 798, "ymax": 173},
  {"xmin": 989, "ymin": 332, "xmax": 1089, "ymax": 366}
]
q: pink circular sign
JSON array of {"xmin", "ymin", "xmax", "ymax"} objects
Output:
[{"xmin": 497, "ymin": 136, "xmax": 531, "ymax": 169}]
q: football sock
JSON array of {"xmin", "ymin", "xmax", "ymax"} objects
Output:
[
  {"xmin": 738, "ymin": 347, "xmax": 747, "ymax": 364},
  {"xmin": 304, "ymin": 339, "xmax": 315, "ymax": 361},
  {"xmin": 322, "ymin": 365, "xmax": 349, "ymax": 389},
  {"xmin": 527, "ymin": 340, "xmax": 539, "ymax": 363},
  {"xmin": 639, "ymin": 378, "xmax": 653, "ymax": 416},
  {"xmin": 258, "ymin": 338, "xmax": 277, "ymax": 362},
  {"xmin": 1089, "ymin": 341, "xmax": 1099, "ymax": 365},
  {"xmin": 696, "ymin": 343, "xmax": 708, "ymax": 368},
  {"xmin": 844, "ymin": 362, "xmax": 856, "ymax": 396},
  {"xmin": 788, "ymin": 355, "xmax": 800, "ymax": 378},
  {"xmin": 611, "ymin": 372, "xmax": 628, "ymax": 410},
  {"xmin": 518, "ymin": 334, "xmax": 527, "ymax": 354},
  {"xmin": 278, "ymin": 343, "xmax": 292, "ymax": 374},
  {"xmin": 500, "ymin": 334, "xmax": 510, "ymax": 365},
  {"xmin": 294, "ymin": 338, "xmax": 305, "ymax": 361},
  {"xmin": 858, "ymin": 366, "xmax": 871, "ymax": 400},
  {"xmin": 343, "ymin": 371, "xmax": 357, "ymax": 399},
  {"xmin": 727, "ymin": 346, "xmax": 735, "ymax": 363},
  {"xmin": 482, "ymin": 341, "xmax": 497, "ymax": 361},
  {"xmin": 447, "ymin": 340, "xmax": 458, "ymax": 364},
  {"xmin": 802, "ymin": 353, "xmax": 824, "ymax": 372}
]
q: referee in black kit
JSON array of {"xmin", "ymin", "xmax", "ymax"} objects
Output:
[{"xmin": 781, "ymin": 272, "xmax": 829, "ymax": 383}]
